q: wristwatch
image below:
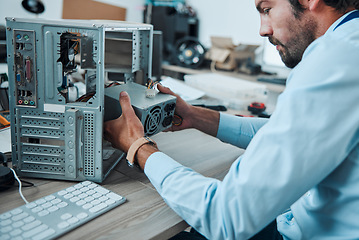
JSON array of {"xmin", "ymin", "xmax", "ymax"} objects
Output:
[{"xmin": 126, "ymin": 136, "xmax": 157, "ymax": 167}]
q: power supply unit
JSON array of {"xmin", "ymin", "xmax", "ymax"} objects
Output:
[{"xmin": 105, "ymin": 82, "xmax": 176, "ymax": 136}]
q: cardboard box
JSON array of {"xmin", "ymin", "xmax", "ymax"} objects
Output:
[
  {"xmin": 205, "ymin": 36, "xmax": 259, "ymax": 71},
  {"xmin": 63, "ymin": 0, "xmax": 126, "ymax": 21}
]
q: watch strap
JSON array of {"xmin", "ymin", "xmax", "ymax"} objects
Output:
[{"xmin": 126, "ymin": 136, "xmax": 157, "ymax": 167}]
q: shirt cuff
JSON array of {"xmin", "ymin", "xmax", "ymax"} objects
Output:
[{"xmin": 216, "ymin": 112, "xmax": 240, "ymax": 142}]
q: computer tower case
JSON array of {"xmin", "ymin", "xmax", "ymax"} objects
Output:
[{"xmin": 6, "ymin": 18, "xmax": 158, "ymax": 182}]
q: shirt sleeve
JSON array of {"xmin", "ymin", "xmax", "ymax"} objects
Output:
[
  {"xmin": 145, "ymin": 33, "xmax": 359, "ymax": 239},
  {"xmin": 216, "ymin": 113, "xmax": 268, "ymax": 149}
]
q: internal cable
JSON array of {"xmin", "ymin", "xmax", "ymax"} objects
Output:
[{"xmin": 9, "ymin": 168, "xmax": 29, "ymax": 204}]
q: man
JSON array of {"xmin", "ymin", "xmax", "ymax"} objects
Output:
[{"xmin": 104, "ymin": 0, "xmax": 359, "ymax": 238}]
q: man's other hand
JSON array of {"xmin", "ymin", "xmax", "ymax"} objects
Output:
[
  {"xmin": 157, "ymin": 84, "xmax": 194, "ymax": 132},
  {"xmin": 104, "ymin": 91, "xmax": 144, "ymax": 153}
]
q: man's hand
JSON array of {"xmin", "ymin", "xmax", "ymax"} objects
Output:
[
  {"xmin": 103, "ymin": 91, "xmax": 144, "ymax": 153},
  {"xmin": 157, "ymin": 84, "xmax": 195, "ymax": 131},
  {"xmin": 157, "ymin": 84, "xmax": 220, "ymax": 137}
]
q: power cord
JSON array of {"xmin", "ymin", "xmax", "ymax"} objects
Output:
[{"xmin": 9, "ymin": 168, "xmax": 29, "ymax": 204}]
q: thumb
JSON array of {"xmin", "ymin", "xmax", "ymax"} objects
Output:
[{"xmin": 119, "ymin": 91, "xmax": 135, "ymax": 118}]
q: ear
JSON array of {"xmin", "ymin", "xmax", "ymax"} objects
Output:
[
  {"xmin": 309, "ymin": 0, "xmax": 322, "ymax": 11},
  {"xmin": 298, "ymin": 0, "xmax": 321, "ymax": 11}
]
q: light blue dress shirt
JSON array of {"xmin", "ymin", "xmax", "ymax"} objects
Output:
[{"xmin": 144, "ymin": 11, "xmax": 359, "ymax": 239}]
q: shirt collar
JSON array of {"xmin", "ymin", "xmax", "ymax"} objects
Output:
[{"xmin": 326, "ymin": 10, "xmax": 359, "ymax": 33}]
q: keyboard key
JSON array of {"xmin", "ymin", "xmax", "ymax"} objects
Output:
[
  {"xmin": 12, "ymin": 221, "xmax": 24, "ymax": 228},
  {"xmin": 0, "ymin": 212, "xmax": 12, "ymax": 220},
  {"xmin": 95, "ymin": 186, "xmax": 109, "ymax": 194},
  {"xmin": 44, "ymin": 195, "xmax": 56, "ymax": 201},
  {"xmin": 84, "ymin": 196, "xmax": 94, "ymax": 202},
  {"xmin": 67, "ymin": 217, "xmax": 79, "ymax": 224},
  {"xmin": 41, "ymin": 202, "xmax": 52, "ymax": 209},
  {"xmin": 74, "ymin": 184, "xmax": 83, "ymax": 189},
  {"xmin": 91, "ymin": 199, "xmax": 101, "ymax": 206},
  {"xmin": 88, "ymin": 183, "xmax": 97, "ymax": 189},
  {"xmin": 66, "ymin": 187, "xmax": 76, "ymax": 192},
  {"xmin": 22, "ymin": 224, "xmax": 48, "ymax": 238},
  {"xmin": 72, "ymin": 190, "xmax": 82, "ymax": 196},
  {"xmin": 76, "ymin": 199, "xmax": 86, "ymax": 206},
  {"xmin": 78, "ymin": 193, "xmax": 88, "ymax": 199},
  {"xmin": 80, "ymin": 187, "xmax": 90, "ymax": 192},
  {"xmin": 81, "ymin": 181, "xmax": 91, "ymax": 186},
  {"xmin": 57, "ymin": 190, "xmax": 67, "ymax": 196},
  {"xmin": 51, "ymin": 198, "xmax": 61, "ymax": 205},
  {"xmin": 23, "ymin": 216, "xmax": 35, "ymax": 223},
  {"xmin": 33, "ymin": 228, "xmax": 55, "ymax": 240},
  {"xmin": 82, "ymin": 203, "xmax": 93, "ymax": 209},
  {"xmin": 89, "ymin": 203, "xmax": 108, "ymax": 213},
  {"xmin": 48, "ymin": 206, "xmax": 59, "ymax": 212},
  {"xmin": 76, "ymin": 212, "xmax": 88, "ymax": 220},
  {"xmin": 26, "ymin": 202, "xmax": 37, "ymax": 209},
  {"xmin": 10, "ymin": 228, "xmax": 22, "ymax": 236},
  {"xmin": 38, "ymin": 210, "xmax": 50, "ymax": 217},
  {"xmin": 64, "ymin": 193, "xmax": 74, "ymax": 199},
  {"xmin": 60, "ymin": 213, "xmax": 72, "ymax": 220},
  {"xmin": 22, "ymin": 220, "xmax": 41, "ymax": 231},
  {"xmin": 1, "ymin": 219, "xmax": 11, "ymax": 227},
  {"xmin": 70, "ymin": 196, "xmax": 80, "ymax": 203},
  {"xmin": 107, "ymin": 192, "xmax": 123, "ymax": 201},
  {"xmin": 32, "ymin": 206, "xmax": 43, "ymax": 213},
  {"xmin": 57, "ymin": 221, "xmax": 70, "ymax": 229},
  {"xmin": 93, "ymin": 192, "xmax": 102, "ymax": 198},
  {"xmin": 10, "ymin": 208, "xmax": 23, "ymax": 215},
  {"xmin": 105, "ymin": 199, "xmax": 116, "ymax": 205},
  {"xmin": 1, "ymin": 225, "xmax": 12, "ymax": 233},
  {"xmin": 99, "ymin": 196, "xmax": 109, "ymax": 202},
  {"xmin": 12, "ymin": 212, "xmax": 28, "ymax": 221},
  {"xmin": 87, "ymin": 189, "xmax": 96, "ymax": 195},
  {"xmin": 1, "ymin": 234, "xmax": 11, "ymax": 240},
  {"xmin": 57, "ymin": 202, "xmax": 68, "ymax": 208},
  {"xmin": 35, "ymin": 199, "xmax": 46, "ymax": 205}
]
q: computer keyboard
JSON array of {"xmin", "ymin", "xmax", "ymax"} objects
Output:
[{"xmin": 0, "ymin": 181, "xmax": 126, "ymax": 240}]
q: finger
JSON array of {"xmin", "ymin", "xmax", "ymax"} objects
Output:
[
  {"xmin": 119, "ymin": 91, "xmax": 136, "ymax": 118},
  {"xmin": 157, "ymin": 84, "xmax": 176, "ymax": 95}
]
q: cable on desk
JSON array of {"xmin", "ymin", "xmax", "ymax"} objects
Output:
[{"xmin": 10, "ymin": 168, "xmax": 29, "ymax": 204}]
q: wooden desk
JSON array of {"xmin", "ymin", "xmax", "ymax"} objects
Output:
[{"xmin": 0, "ymin": 129, "xmax": 244, "ymax": 240}]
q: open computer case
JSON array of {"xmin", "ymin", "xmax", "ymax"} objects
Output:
[{"xmin": 6, "ymin": 18, "xmax": 175, "ymax": 183}]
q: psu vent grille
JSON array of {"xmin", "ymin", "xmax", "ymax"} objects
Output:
[{"xmin": 144, "ymin": 106, "xmax": 162, "ymax": 135}]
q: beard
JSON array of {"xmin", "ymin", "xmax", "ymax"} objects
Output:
[{"xmin": 269, "ymin": 16, "xmax": 317, "ymax": 68}]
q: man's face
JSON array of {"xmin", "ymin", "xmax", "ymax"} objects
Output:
[{"xmin": 256, "ymin": 0, "xmax": 318, "ymax": 68}]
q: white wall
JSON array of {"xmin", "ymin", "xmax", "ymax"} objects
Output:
[
  {"xmin": 0, "ymin": 0, "xmax": 64, "ymax": 26},
  {"xmin": 186, "ymin": 0, "xmax": 263, "ymax": 47},
  {"xmin": 0, "ymin": 0, "xmax": 262, "ymax": 46},
  {"xmin": 0, "ymin": 0, "xmax": 145, "ymax": 26}
]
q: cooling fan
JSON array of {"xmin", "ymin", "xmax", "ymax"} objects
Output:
[{"xmin": 144, "ymin": 106, "xmax": 162, "ymax": 135}]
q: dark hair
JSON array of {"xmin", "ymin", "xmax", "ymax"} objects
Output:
[{"xmin": 289, "ymin": 0, "xmax": 359, "ymax": 15}]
